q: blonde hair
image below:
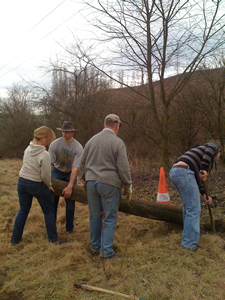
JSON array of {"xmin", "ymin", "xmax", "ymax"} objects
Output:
[{"xmin": 33, "ymin": 126, "xmax": 56, "ymax": 145}]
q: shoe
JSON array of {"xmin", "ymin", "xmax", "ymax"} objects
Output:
[
  {"xmin": 67, "ymin": 231, "xmax": 74, "ymax": 235},
  {"xmin": 87, "ymin": 245, "xmax": 100, "ymax": 256},
  {"xmin": 51, "ymin": 238, "xmax": 67, "ymax": 245},
  {"xmin": 58, "ymin": 238, "xmax": 68, "ymax": 245},
  {"xmin": 101, "ymin": 253, "xmax": 121, "ymax": 259},
  {"xmin": 181, "ymin": 245, "xmax": 204, "ymax": 251},
  {"xmin": 191, "ymin": 247, "xmax": 198, "ymax": 252},
  {"xmin": 11, "ymin": 241, "xmax": 20, "ymax": 246},
  {"xmin": 192, "ymin": 246, "xmax": 204, "ymax": 252}
]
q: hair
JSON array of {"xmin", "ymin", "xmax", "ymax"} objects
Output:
[
  {"xmin": 33, "ymin": 126, "xmax": 56, "ymax": 145},
  {"xmin": 208, "ymin": 139, "xmax": 223, "ymax": 155},
  {"xmin": 104, "ymin": 120, "xmax": 118, "ymax": 128},
  {"xmin": 207, "ymin": 139, "xmax": 223, "ymax": 171}
]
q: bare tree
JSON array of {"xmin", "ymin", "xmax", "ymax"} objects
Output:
[
  {"xmin": 76, "ymin": 0, "xmax": 225, "ymax": 169},
  {"xmin": 0, "ymin": 85, "xmax": 40, "ymax": 158},
  {"xmin": 34, "ymin": 56, "xmax": 111, "ymax": 144},
  {"xmin": 196, "ymin": 63, "xmax": 225, "ymax": 151}
]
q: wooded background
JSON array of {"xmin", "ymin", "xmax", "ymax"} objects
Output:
[
  {"xmin": 0, "ymin": 1, "xmax": 225, "ymax": 169},
  {"xmin": 0, "ymin": 67, "xmax": 224, "ymax": 167}
]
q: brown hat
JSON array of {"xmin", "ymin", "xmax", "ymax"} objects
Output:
[
  {"xmin": 56, "ymin": 121, "xmax": 78, "ymax": 132},
  {"xmin": 104, "ymin": 114, "xmax": 121, "ymax": 126}
]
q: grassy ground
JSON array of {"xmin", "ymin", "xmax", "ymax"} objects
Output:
[{"xmin": 0, "ymin": 159, "xmax": 225, "ymax": 300}]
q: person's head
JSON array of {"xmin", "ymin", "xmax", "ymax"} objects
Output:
[
  {"xmin": 104, "ymin": 114, "xmax": 121, "ymax": 135},
  {"xmin": 33, "ymin": 126, "xmax": 56, "ymax": 146},
  {"xmin": 57, "ymin": 121, "xmax": 78, "ymax": 143},
  {"xmin": 208, "ymin": 139, "xmax": 223, "ymax": 161}
]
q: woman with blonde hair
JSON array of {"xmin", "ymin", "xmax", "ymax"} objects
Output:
[{"xmin": 11, "ymin": 126, "xmax": 66, "ymax": 245}]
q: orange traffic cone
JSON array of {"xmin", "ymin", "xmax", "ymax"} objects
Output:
[{"xmin": 157, "ymin": 167, "xmax": 171, "ymax": 204}]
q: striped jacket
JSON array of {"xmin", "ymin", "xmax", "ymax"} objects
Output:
[{"xmin": 174, "ymin": 142, "xmax": 220, "ymax": 195}]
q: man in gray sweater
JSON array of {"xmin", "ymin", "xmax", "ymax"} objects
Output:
[{"xmin": 79, "ymin": 114, "xmax": 132, "ymax": 259}]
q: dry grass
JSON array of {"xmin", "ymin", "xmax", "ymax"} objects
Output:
[{"xmin": 1, "ymin": 159, "xmax": 225, "ymax": 300}]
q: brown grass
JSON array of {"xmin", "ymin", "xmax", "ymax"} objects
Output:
[{"xmin": 1, "ymin": 159, "xmax": 225, "ymax": 300}]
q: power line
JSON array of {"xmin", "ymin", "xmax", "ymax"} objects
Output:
[
  {"xmin": 0, "ymin": 0, "xmax": 66, "ymax": 72},
  {"xmin": 0, "ymin": 6, "xmax": 87, "ymax": 79},
  {"xmin": 27, "ymin": 0, "xmax": 66, "ymax": 33}
]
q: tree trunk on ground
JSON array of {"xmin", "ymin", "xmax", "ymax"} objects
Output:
[{"xmin": 51, "ymin": 178, "xmax": 183, "ymax": 225}]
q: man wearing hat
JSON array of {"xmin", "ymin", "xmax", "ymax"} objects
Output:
[
  {"xmin": 49, "ymin": 121, "xmax": 83, "ymax": 234},
  {"xmin": 79, "ymin": 114, "xmax": 132, "ymax": 259}
]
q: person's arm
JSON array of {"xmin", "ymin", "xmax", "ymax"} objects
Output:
[
  {"xmin": 200, "ymin": 143, "xmax": 218, "ymax": 177},
  {"xmin": 79, "ymin": 149, "xmax": 88, "ymax": 193},
  {"xmin": 62, "ymin": 166, "xmax": 79, "ymax": 198},
  {"xmin": 40, "ymin": 152, "xmax": 52, "ymax": 190},
  {"xmin": 79, "ymin": 148, "xmax": 87, "ymax": 183},
  {"xmin": 48, "ymin": 142, "xmax": 57, "ymax": 166},
  {"xmin": 117, "ymin": 144, "xmax": 132, "ymax": 189},
  {"xmin": 117, "ymin": 143, "xmax": 132, "ymax": 201},
  {"xmin": 62, "ymin": 141, "xmax": 84, "ymax": 198}
]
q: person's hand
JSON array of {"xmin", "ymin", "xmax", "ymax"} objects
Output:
[
  {"xmin": 200, "ymin": 170, "xmax": 208, "ymax": 181},
  {"xmin": 82, "ymin": 182, "xmax": 87, "ymax": 193},
  {"xmin": 62, "ymin": 186, "xmax": 72, "ymax": 198},
  {"xmin": 50, "ymin": 186, "xmax": 55, "ymax": 193},
  {"xmin": 122, "ymin": 186, "xmax": 132, "ymax": 202},
  {"xmin": 204, "ymin": 194, "xmax": 212, "ymax": 205}
]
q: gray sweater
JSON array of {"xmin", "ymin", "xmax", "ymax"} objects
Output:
[{"xmin": 79, "ymin": 129, "xmax": 132, "ymax": 189}]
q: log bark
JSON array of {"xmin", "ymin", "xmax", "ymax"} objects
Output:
[{"xmin": 51, "ymin": 178, "xmax": 183, "ymax": 225}]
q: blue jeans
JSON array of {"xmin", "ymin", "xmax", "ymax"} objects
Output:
[
  {"xmin": 51, "ymin": 167, "xmax": 77, "ymax": 233},
  {"xmin": 86, "ymin": 181, "xmax": 121, "ymax": 258},
  {"xmin": 11, "ymin": 177, "xmax": 58, "ymax": 243},
  {"xmin": 169, "ymin": 166, "xmax": 201, "ymax": 250}
]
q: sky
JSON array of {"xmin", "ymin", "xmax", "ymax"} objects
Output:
[
  {"xmin": 0, "ymin": 0, "xmax": 91, "ymax": 98},
  {"xmin": 1, "ymin": 1, "xmax": 224, "ymax": 99}
]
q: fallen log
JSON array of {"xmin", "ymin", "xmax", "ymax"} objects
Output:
[{"xmin": 51, "ymin": 178, "xmax": 183, "ymax": 225}]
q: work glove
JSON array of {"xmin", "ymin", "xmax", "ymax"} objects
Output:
[
  {"xmin": 82, "ymin": 182, "xmax": 87, "ymax": 193},
  {"xmin": 122, "ymin": 185, "xmax": 132, "ymax": 202}
]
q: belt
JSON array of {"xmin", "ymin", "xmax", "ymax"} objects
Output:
[{"xmin": 173, "ymin": 165, "xmax": 189, "ymax": 169}]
